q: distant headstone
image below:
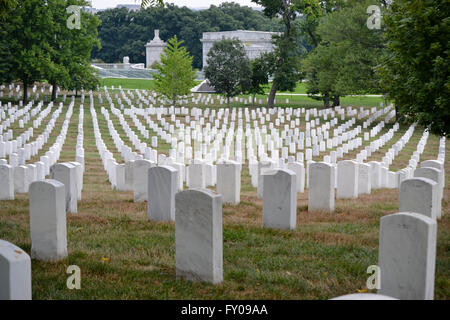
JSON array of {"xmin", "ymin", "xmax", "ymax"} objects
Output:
[
  {"xmin": 308, "ymin": 162, "xmax": 335, "ymax": 212},
  {"xmin": 0, "ymin": 164, "xmax": 14, "ymax": 200},
  {"xmin": 400, "ymin": 178, "xmax": 437, "ymax": 219},
  {"xmin": 216, "ymin": 161, "xmax": 241, "ymax": 205},
  {"xmin": 287, "ymin": 162, "xmax": 305, "ymax": 193},
  {"xmin": 262, "ymin": 169, "xmax": 297, "ymax": 230},
  {"xmin": 337, "ymin": 160, "xmax": 359, "ymax": 199},
  {"xmin": 358, "ymin": 163, "xmax": 371, "ymax": 195},
  {"xmin": 133, "ymin": 160, "xmax": 155, "ymax": 202},
  {"xmin": 50, "ymin": 163, "xmax": 77, "ymax": 213},
  {"xmin": 148, "ymin": 166, "xmax": 177, "ymax": 222}
]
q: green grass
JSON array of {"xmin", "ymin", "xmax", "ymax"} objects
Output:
[{"xmin": 0, "ymin": 86, "xmax": 448, "ymax": 300}]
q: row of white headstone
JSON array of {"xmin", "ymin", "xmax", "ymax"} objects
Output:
[{"xmin": 0, "ymin": 165, "xmax": 443, "ymax": 299}]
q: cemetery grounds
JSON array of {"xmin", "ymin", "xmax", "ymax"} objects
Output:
[{"xmin": 0, "ymin": 82, "xmax": 448, "ymax": 300}]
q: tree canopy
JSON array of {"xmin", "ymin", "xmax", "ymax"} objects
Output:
[
  {"xmin": 154, "ymin": 35, "xmax": 196, "ymax": 105},
  {"xmin": 204, "ymin": 38, "xmax": 251, "ymax": 106},
  {"xmin": 92, "ymin": 2, "xmax": 283, "ymax": 69},
  {"xmin": 302, "ymin": 0, "xmax": 385, "ymax": 107},
  {"xmin": 378, "ymin": 0, "xmax": 450, "ymax": 137}
]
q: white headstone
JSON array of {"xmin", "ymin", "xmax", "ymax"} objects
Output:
[
  {"xmin": 378, "ymin": 212, "xmax": 437, "ymax": 300},
  {"xmin": 176, "ymin": 189, "xmax": 223, "ymax": 284},
  {"xmin": 0, "ymin": 164, "xmax": 14, "ymax": 200},
  {"xmin": 337, "ymin": 160, "xmax": 359, "ymax": 199},
  {"xmin": 0, "ymin": 240, "xmax": 32, "ymax": 300},
  {"xmin": 400, "ymin": 178, "xmax": 437, "ymax": 219},
  {"xmin": 216, "ymin": 161, "xmax": 241, "ymax": 205},
  {"xmin": 308, "ymin": 162, "xmax": 335, "ymax": 212},
  {"xmin": 29, "ymin": 180, "xmax": 67, "ymax": 261},
  {"xmin": 148, "ymin": 166, "xmax": 177, "ymax": 221},
  {"xmin": 262, "ymin": 169, "xmax": 297, "ymax": 230},
  {"xmin": 133, "ymin": 160, "xmax": 155, "ymax": 202}
]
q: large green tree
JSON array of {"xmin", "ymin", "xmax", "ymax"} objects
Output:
[
  {"xmin": 46, "ymin": 0, "xmax": 100, "ymax": 101},
  {"xmin": 204, "ymin": 38, "xmax": 251, "ymax": 107},
  {"xmin": 245, "ymin": 53, "xmax": 272, "ymax": 107},
  {"xmin": 378, "ymin": 0, "xmax": 450, "ymax": 137},
  {"xmin": 2, "ymin": 0, "xmax": 55, "ymax": 103},
  {"xmin": 252, "ymin": 0, "xmax": 305, "ymax": 108},
  {"xmin": 302, "ymin": 0, "xmax": 385, "ymax": 107},
  {"xmin": 154, "ymin": 35, "xmax": 196, "ymax": 105}
]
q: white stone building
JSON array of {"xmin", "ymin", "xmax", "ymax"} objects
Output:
[
  {"xmin": 200, "ymin": 30, "xmax": 280, "ymax": 68},
  {"xmin": 145, "ymin": 30, "xmax": 167, "ymax": 68}
]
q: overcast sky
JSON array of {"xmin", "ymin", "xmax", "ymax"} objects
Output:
[{"xmin": 90, "ymin": 0, "xmax": 259, "ymax": 9}]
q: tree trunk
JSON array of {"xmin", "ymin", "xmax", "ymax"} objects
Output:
[
  {"xmin": 323, "ymin": 93, "xmax": 330, "ymax": 108},
  {"xmin": 51, "ymin": 81, "xmax": 57, "ymax": 102},
  {"xmin": 268, "ymin": 81, "xmax": 277, "ymax": 108},
  {"xmin": 227, "ymin": 96, "xmax": 230, "ymax": 108},
  {"xmin": 332, "ymin": 95, "xmax": 340, "ymax": 107},
  {"xmin": 252, "ymin": 95, "xmax": 255, "ymax": 107},
  {"xmin": 22, "ymin": 78, "xmax": 28, "ymax": 104}
]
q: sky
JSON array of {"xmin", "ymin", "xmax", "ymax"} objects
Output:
[{"xmin": 90, "ymin": 0, "xmax": 259, "ymax": 10}]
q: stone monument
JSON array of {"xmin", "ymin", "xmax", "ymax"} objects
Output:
[{"xmin": 145, "ymin": 29, "xmax": 167, "ymax": 68}]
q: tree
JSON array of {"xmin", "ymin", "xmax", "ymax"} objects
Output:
[
  {"xmin": 252, "ymin": 0, "xmax": 304, "ymax": 108},
  {"xmin": 378, "ymin": 0, "xmax": 449, "ymax": 137},
  {"xmin": 153, "ymin": 35, "xmax": 196, "ymax": 105},
  {"xmin": 44, "ymin": 0, "xmax": 100, "ymax": 101},
  {"xmin": 0, "ymin": 0, "xmax": 16, "ymax": 18},
  {"xmin": 244, "ymin": 54, "xmax": 271, "ymax": 107},
  {"xmin": 204, "ymin": 38, "xmax": 251, "ymax": 107},
  {"xmin": 302, "ymin": 0, "xmax": 385, "ymax": 107},
  {"xmin": 140, "ymin": 0, "xmax": 164, "ymax": 8},
  {"xmin": 2, "ymin": 0, "xmax": 56, "ymax": 103}
]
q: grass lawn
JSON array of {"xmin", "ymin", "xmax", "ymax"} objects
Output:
[{"xmin": 0, "ymin": 87, "xmax": 448, "ymax": 300}]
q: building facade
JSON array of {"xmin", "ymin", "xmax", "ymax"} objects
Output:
[{"xmin": 200, "ymin": 30, "xmax": 280, "ymax": 68}]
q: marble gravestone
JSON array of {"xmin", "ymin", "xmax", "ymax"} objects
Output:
[
  {"xmin": 0, "ymin": 164, "xmax": 14, "ymax": 200},
  {"xmin": 378, "ymin": 212, "xmax": 437, "ymax": 300},
  {"xmin": 187, "ymin": 163, "xmax": 206, "ymax": 189},
  {"xmin": 176, "ymin": 189, "xmax": 223, "ymax": 284},
  {"xmin": 14, "ymin": 165, "xmax": 29, "ymax": 194},
  {"xmin": 369, "ymin": 161, "xmax": 382, "ymax": 189},
  {"xmin": 257, "ymin": 161, "xmax": 272, "ymax": 198},
  {"xmin": 50, "ymin": 163, "xmax": 77, "ymax": 213},
  {"xmin": 414, "ymin": 167, "xmax": 443, "ymax": 219},
  {"xmin": 400, "ymin": 178, "xmax": 437, "ymax": 219},
  {"xmin": 148, "ymin": 166, "xmax": 177, "ymax": 222},
  {"xmin": 358, "ymin": 163, "xmax": 372, "ymax": 195},
  {"xmin": 262, "ymin": 169, "xmax": 297, "ymax": 230},
  {"xmin": 133, "ymin": 159, "xmax": 155, "ymax": 202},
  {"xmin": 337, "ymin": 160, "xmax": 359, "ymax": 199},
  {"xmin": 29, "ymin": 180, "xmax": 67, "ymax": 262},
  {"xmin": 216, "ymin": 160, "xmax": 241, "ymax": 205},
  {"xmin": 308, "ymin": 162, "xmax": 335, "ymax": 213},
  {"xmin": 286, "ymin": 161, "xmax": 305, "ymax": 193},
  {"xmin": 0, "ymin": 240, "xmax": 32, "ymax": 300},
  {"xmin": 124, "ymin": 160, "xmax": 134, "ymax": 191}
]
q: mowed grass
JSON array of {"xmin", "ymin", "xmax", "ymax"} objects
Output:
[{"xmin": 0, "ymin": 89, "xmax": 448, "ymax": 300}]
